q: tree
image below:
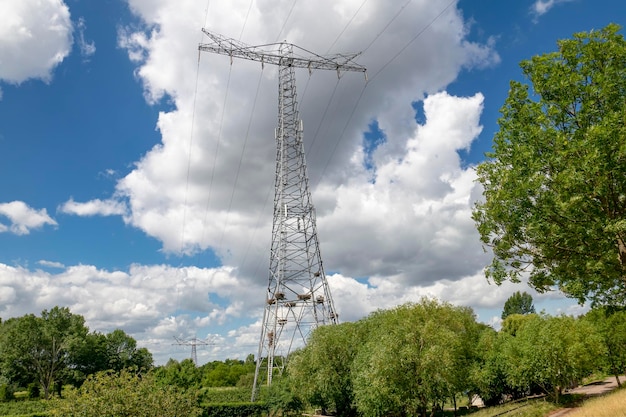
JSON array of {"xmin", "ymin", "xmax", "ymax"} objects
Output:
[
  {"xmin": 504, "ymin": 314, "xmax": 603, "ymax": 402},
  {"xmin": 287, "ymin": 321, "xmax": 364, "ymax": 417},
  {"xmin": 105, "ymin": 329, "xmax": 153, "ymax": 372},
  {"xmin": 469, "ymin": 326, "xmax": 522, "ymax": 405},
  {"xmin": 0, "ymin": 307, "xmax": 89, "ymax": 399},
  {"xmin": 502, "ymin": 291, "xmax": 536, "ymax": 319},
  {"xmin": 351, "ymin": 300, "xmax": 479, "ymax": 417},
  {"xmin": 473, "ymin": 24, "xmax": 626, "ymax": 306},
  {"xmin": 154, "ymin": 358, "xmax": 201, "ymax": 389},
  {"xmin": 583, "ymin": 307, "xmax": 626, "ymax": 387}
]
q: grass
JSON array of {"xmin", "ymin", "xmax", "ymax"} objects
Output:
[
  {"xmin": 463, "ymin": 398, "xmax": 558, "ymax": 417},
  {"xmin": 566, "ymin": 387, "xmax": 626, "ymax": 417}
]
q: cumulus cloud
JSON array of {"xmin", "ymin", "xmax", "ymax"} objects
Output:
[
  {"xmin": 59, "ymin": 197, "xmax": 128, "ymax": 217},
  {"xmin": 0, "ymin": 259, "xmax": 577, "ymax": 363},
  {"xmin": 0, "ymin": 261, "xmax": 262, "ymax": 363},
  {"xmin": 0, "ymin": 0, "xmax": 73, "ymax": 84},
  {"xmin": 70, "ymin": 0, "xmax": 499, "ymax": 286},
  {"xmin": 318, "ymin": 92, "xmax": 487, "ymax": 285},
  {"xmin": 0, "ymin": 201, "xmax": 57, "ymax": 235}
]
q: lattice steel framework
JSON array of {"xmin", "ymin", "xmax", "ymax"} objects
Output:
[
  {"xmin": 173, "ymin": 336, "xmax": 214, "ymax": 366},
  {"xmin": 198, "ymin": 29, "xmax": 365, "ymax": 400}
]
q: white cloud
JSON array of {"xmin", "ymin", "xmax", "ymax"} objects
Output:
[
  {"xmin": 531, "ymin": 0, "xmax": 575, "ymax": 18},
  {"xmin": 0, "ymin": 0, "xmax": 73, "ymax": 84},
  {"xmin": 38, "ymin": 260, "xmax": 65, "ymax": 269},
  {"xmin": 76, "ymin": 17, "xmax": 96, "ymax": 59},
  {"xmin": 60, "ymin": 198, "xmax": 128, "ymax": 217},
  {"xmin": 318, "ymin": 92, "xmax": 487, "ymax": 285},
  {"xmin": 0, "ymin": 261, "xmax": 262, "ymax": 364},
  {"xmin": 0, "ymin": 258, "xmax": 581, "ymax": 364},
  {"xmin": 0, "ymin": 201, "xmax": 57, "ymax": 235}
]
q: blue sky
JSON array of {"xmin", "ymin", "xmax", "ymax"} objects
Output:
[{"xmin": 0, "ymin": 0, "xmax": 623, "ymax": 364}]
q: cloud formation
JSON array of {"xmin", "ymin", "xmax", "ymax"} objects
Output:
[
  {"xmin": 0, "ymin": 201, "xmax": 57, "ymax": 235},
  {"xmin": 531, "ymin": 0, "xmax": 575, "ymax": 18},
  {"xmin": 0, "ymin": 0, "xmax": 73, "ymax": 84},
  {"xmin": 67, "ymin": 0, "xmax": 499, "ymax": 287}
]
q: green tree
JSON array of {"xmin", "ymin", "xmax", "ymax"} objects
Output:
[
  {"xmin": 351, "ymin": 300, "xmax": 479, "ymax": 417},
  {"xmin": 105, "ymin": 329, "xmax": 153, "ymax": 372},
  {"xmin": 501, "ymin": 313, "xmax": 537, "ymax": 337},
  {"xmin": 154, "ymin": 358, "xmax": 201, "ymax": 389},
  {"xmin": 583, "ymin": 307, "xmax": 626, "ymax": 387},
  {"xmin": 502, "ymin": 291, "xmax": 536, "ymax": 319},
  {"xmin": 469, "ymin": 327, "xmax": 522, "ymax": 405},
  {"xmin": 287, "ymin": 321, "xmax": 364, "ymax": 416},
  {"xmin": 504, "ymin": 314, "xmax": 603, "ymax": 402},
  {"xmin": 473, "ymin": 24, "xmax": 626, "ymax": 306},
  {"xmin": 0, "ymin": 307, "xmax": 89, "ymax": 399}
]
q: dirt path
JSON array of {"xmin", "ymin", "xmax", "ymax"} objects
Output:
[{"xmin": 547, "ymin": 376, "xmax": 625, "ymax": 417}]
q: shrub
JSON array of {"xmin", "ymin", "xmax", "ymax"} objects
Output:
[
  {"xmin": 52, "ymin": 369, "xmax": 202, "ymax": 417},
  {"xmin": 0, "ymin": 383, "xmax": 15, "ymax": 402}
]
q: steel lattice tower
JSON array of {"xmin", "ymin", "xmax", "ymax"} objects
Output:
[
  {"xmin": 198, "ymin": 29, "xmax": 365, "ymax": 400},
  {"xmin": 173, "ymin": 336, "xmax": 213, "ymax": 366}
]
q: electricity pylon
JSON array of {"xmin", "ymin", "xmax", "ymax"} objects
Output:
[
  {"xmin": 173, "ymin": 336, "xmax": 213, "ymax": 365},
  {"xmin": 199, "ymin": 29, "xmax": 366, "ymax": 400}
]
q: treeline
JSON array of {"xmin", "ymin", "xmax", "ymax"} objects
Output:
[
  {"xmin": 153, "ymin": 355, "xmax": 257, "ymax": 389},
  {"xmin": 0, "ymin": 307, "xmax": 153, "ymax": 400},
  {"xmin": 282, "ymin": 299, "xmax": 626, "ymax": 417}
]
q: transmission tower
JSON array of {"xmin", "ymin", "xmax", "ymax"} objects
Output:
[
  {"xmin": 198, "ymin": 29, "xmax": 366, "ymax": 399},
  {"xmin": 173, "ymin": 336, "xmax": 214, "ymax": 365}
]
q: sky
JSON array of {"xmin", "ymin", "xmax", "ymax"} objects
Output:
[{"xmin": 0, "ymin": 0, "xmax": 624, "ymax": 365}]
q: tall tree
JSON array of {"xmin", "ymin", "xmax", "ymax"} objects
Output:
[
  {"xmin": 504, "ymin": 314, "xmax": 603, "ymax": 402},
  {"xmin": 473, "ymin": 24, "xmax": 626, "ymax": 306},
  {"xmin": 287, "ymin": 321, "xmax": 364, "ymax": 417},
  {"xmin": 583, "ymin": 308, "xmax": 626, "ymax": 387},
  {"xmin": 105, "ymin": 329, "xmax": 153, "ymax": 372},
  {"xmin": 351, "ymin": 300, "xmax": 479, "ymax": 417},
  {"xmin": 502, "ymin": 291, "xmax": 536, "ymax": 319},
  {"xmin": 0, "ymin": 307, "xmax": 89, "ymax": 399}
]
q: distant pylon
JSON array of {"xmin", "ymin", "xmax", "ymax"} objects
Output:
[
  {"xmin": 173, "ymin": 336, "xmax": 213, "ymax": 365},
  {"xmin": 198, "ymin": 29, "xmax": 366, "ymax": 400}
]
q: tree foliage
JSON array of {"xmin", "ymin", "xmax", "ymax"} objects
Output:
[
  {"xmin": 53, "ymin": 369, "xmax": 202, "ymax": 417},
  {"xmin": 0, "ymin": 307, "xmax": 152, "ymax": 398},
  {"xmin": 583, "ymin": 307, "xmax": 626, "ymax": 386},
  {"xmin": 287, "ymin": 299, "xmax": 481, "ymax": 417},
  {"xmin": 473, "ymin": 24, "xmax": 626, "ymax": 306},
  {"xmin": 504, "ymin": 315, "xmax": 603, "ymax": 402},
  {"xmin": 502, "ymin": 291, "xmax": 536, "ymax": 319},
  {"xmin": 287, "ymin": 321, "xmax": 363, "ymax": 416},
  {"xmin": 0, "ymin": 307, "xmax": 89, "ymax": 399}
]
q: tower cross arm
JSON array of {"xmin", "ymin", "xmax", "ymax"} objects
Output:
[{"xmin": 199, "ymin": 28, "xmax": 366, "ymax": 74}]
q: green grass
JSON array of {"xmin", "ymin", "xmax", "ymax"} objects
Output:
[{"xmin": 464, "ymin": 398, "xmax": 559, "ymax": 417}]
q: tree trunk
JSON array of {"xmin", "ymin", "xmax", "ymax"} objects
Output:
[{"xmin": 617, "ymin": 235, "xmax": 626, "ymax": 274}]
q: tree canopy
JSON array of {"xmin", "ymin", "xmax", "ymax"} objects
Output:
[
  {"xmin": 0, "ymin": 307, "xmax": 153, "ymax": 399},
  {"xmin": 473, "ymin": 24, "xmax": 626, "ymax": 306},
  {"xmin": 502, "ymin": 291, "xmax": 536, "ymax": 319}
]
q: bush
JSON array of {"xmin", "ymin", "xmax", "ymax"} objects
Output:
[
  {"xmin": 52, "ymin": 369, "xmax": 202, "ymax": 417},
  {"xmin": 200, "ymin": 402, "xmax": 268, "ymax": 417},
  {"xmin": 0, "ymin": 383, "xmax": 15, "ymax": 402},
  {"xmin": 28, "ymin": 382, "xmax": 40, "ymax": 400}
]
